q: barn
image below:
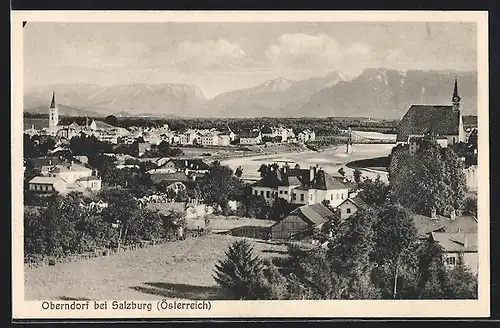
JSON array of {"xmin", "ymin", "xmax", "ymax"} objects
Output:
[{"xmin": 270, "ymin": 203, "xmax": 336, "ymax": 240}]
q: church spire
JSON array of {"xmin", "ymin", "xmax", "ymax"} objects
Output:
[
  {"xmin": 452, "ymin": 77, "xmax": 461, "ymax": 111},
  {"xmin": 50, "ymin": 91, "xmax": 56, "ymax": 108},
  {"xmin": 453, "ymin": 77, "xmax": 459, "ymax": 99}
]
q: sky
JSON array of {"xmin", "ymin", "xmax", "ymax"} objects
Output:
[{"xmin": 24, "ymin": 22, "xmax": 477, "ymax": 98}]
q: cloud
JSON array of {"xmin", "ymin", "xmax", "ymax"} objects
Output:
[
  {"xmin": 158, "ymin": 39, "xmax": 255, "ymax": 72},
  {"xmin": 264, "ymin": 33, "xmax": 375, "ymax": 76},
  {"xmin": 57, "ymin": 41, "xmax": 151, "ymax": 67}
]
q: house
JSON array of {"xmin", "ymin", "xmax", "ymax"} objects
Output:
[
  {"xmin": 336, "ymin": 195, "xmax": 368, "ymax": 220},
  {"xmin": 239, "ymin": 130, "xmax": 262, "ymax": 145},
  {"xmin": 270, "ymin": 203, "xmax": 336, "ymax": 240},
  {"xmin": 200, "ymin": 131, "xmax": 219, "ymax": 146},
  {"xmin": 430, "ymin": 232, "xmax": 478, "ymax": 275},
  {"xmin": 396, "ymin": 78, "xmax": 466, "ymax": 146},
  {"xmin": 28, "ymin": 162, "xmax": 102, "ymax": 194},
  {"xmin": 297, "ymin": 129, "xmax": 316, "ymax": 143},
  {"xmin": 217, "ymin": 134, "xmax": 231, "ymax": 146},
  {"xmin": 412, "ymin": 208, "xmax": 478, "ymax": 240},
  {"xmin": 251, "ymin": 164, "xmax": 349, "ymax": 207}
]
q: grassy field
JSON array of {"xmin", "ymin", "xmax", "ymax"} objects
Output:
[{"xmin": 24, "ymin": 233, "xmax": 288, "ymax": 301}]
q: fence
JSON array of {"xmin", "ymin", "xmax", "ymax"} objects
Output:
[{"xmin": 24, "ymin": 229, "xmax": 209, "ymax": 270}]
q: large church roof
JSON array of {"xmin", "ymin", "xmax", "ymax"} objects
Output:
[{"xmin": 396, "ymin": 105, "xmax": 460, "ymax": 142}]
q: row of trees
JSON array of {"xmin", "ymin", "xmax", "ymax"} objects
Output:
[
  {"xmin": 24, "ymin": 113, "xmax": 398, "ymax": 136},
  {"xmin": 24, "ymin": 188, "xmax": 186, "ymax": 258}
]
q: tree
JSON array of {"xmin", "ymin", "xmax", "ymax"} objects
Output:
[
  {"xmin": 241, "ymin": 194, "xmax": 268, "ymax": 218},
  {"xmin": 353, "ymin": 168, "xmax": 363, "ymax": 184},
  {"xmin": 445, "ymin": 264, "xmax": 478, "ymax": 299},
  {"xmin": 357, "ymin": 175, "xmax": 390, "ymax": 206},
  {"xmin": 104, "ymin": 115, "xmax": 119, "ymax": 127},
  {"xmin": 198, "ymin": 161, "xmax": 242, "ymax": 210},
  {"xmin": 388, "ymin": 137, "xmax": 467, "ymax": 216},
  {"xmin": 213, "ymin": 239, "xmax": 268, "ymax": 300},
  {"xmin": 373, "ymin": 203, "xmax": 419, "ymax": 298},
  {"xmin": 235, "ymin": 166, "xmax": 243, "ymax": 178},
  {"xmin": 99, "ymin": 188, "xmax": 139, "ymax": 248},
  {"xmin": 463, "ymin": 196, "xmax": 477, "ymax": 216}
]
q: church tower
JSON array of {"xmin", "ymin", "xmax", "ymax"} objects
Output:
[
  {"xmin": 452, "ymin": 77, "xmax": 461, "ymax": 112},
  {"xmin": 452, "ymin": 78, "xmax": 465, "ymax": 143},
  {"xmin": 48, "ymin": 91, "xmax": 59, "ymax": 128}
]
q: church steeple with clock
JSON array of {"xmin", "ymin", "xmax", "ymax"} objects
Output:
[{"xmin": 452, "ymin": 77, "xmax": 461, "ymax": 112}]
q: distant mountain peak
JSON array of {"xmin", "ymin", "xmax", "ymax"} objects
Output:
[{"xmin": 256, "ymin": 77, "xmax": 295, "ymax": 93}]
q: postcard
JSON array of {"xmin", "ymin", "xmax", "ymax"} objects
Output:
[{"xmin": 11, "ymin": 10, "xmax": 490, "ymax": 319}]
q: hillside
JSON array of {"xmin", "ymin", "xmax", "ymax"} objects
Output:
[
  {"xmin": 24, "ymin": 83, "xmax": 206, "ymax": 117},
  {"xmin": 24, "ymin": 69, "xmax": 477, "ymax": 119}
]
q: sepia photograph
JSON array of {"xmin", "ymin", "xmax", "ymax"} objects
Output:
[{"xmin": 11, "ymin": 11, "xmax": 489, "ymax": 319}]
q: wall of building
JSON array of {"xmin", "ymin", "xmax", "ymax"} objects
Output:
[
  {"xmin": 337, "ymin": 200, "xmax": 358, "ymax": 220},
  {"xmin": 271, "ymin": 214, "xmax": 311, "ymax": 240}
]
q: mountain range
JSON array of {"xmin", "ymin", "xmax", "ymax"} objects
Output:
[{"xmin": 24, "ymin": 68, "xmax": 477, "ymax": 119}]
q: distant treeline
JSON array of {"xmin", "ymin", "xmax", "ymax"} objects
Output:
[{"xmin": 23, "ymin": 112, "xmax": 399, "ymax": 135}]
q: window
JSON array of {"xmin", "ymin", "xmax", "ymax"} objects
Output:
[
  {"xmin": 331, "ymin": 194, "xmax": 333, "ymax": 200},
  {"xmin": 260, "ymin": 191, "xmax": 264, "ymax": 197},
  {"xmin": 445, "ymin": 256, "xmax": 456, "ymax": 266},
  {"xmin": 284, "ymin": 190, "xmax": 288, "ymax": 195},
  {"xmin": 292, "ymin": 193, "xmax": 296, "ymax": 200},
  {"xmin": 266, "ymin": 191, "xmax": 270, "ymax": 198},
  {"xmin": 346, "ymin": 208, "xmax": 351, "ymax": 214},
  {"xmin": 254, "ymin": 190, "xmax": 258, "ymax": 196},
  {"xmin": 300, "ymin": 194, "xmax": 304, "ymax": 201},
  {"xmin": 309, "ymin": 194, "xmax": 313, "ymax": 200},
  {"xmin": 341, "ymin": 193, "xmax": 344, "ymax": 199},
  {"xmin": 279, "ymin": 190, "xmax": 283, "ymax": 194}
]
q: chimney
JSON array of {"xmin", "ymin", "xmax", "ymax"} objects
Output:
[
  {"xmin": 185, "ymin": 160, "xmax": 188, "ymax": 167},
  {"xmin": 430, "ymin": 207, "xmax": 437, "ymax": 219},
  {"xmin": 309, "ymin": 166, "xmax": 315, "ymax": 183}
]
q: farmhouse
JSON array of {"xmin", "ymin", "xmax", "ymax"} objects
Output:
[
  {"xmin": 252, "ymin": 164, "xmax": 349, "ymax": 207},
  {"xmin": 396, "ymin": 78, "xmax": 466, "ymax": 147},
  {"xmin": 28, "ymin": 162, "xmax": 102, "ymax": 194},
  {"xmin": 411, "ymin": 208, "xmax": 478, "ymax": 240},
  {"xmin": 270, "ymin": 203, "xmax": 336, "ymax": 240},
  {"xmin": 239, "ymin": 130, "xmax": 262, "ymax": 145},
  {"xmin": 430, "ymin": 232, "xmax": 478, "ymax": 275}
]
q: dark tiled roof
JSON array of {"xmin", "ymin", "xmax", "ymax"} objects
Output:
[
  {"xmin": 312, "ymin": 170, "xmax": 347, "ymax": 190},
  {"xmin": 239, "ymin": 130, "xmax": 261, "ymax": 138},
  {"xmin": 294, "ymin": 203, "xmax": 336, "ymax": 226},
  {"xmin": 431, "ymin": 232, "xmax": 478, "ymax": 252},
  {"xmin": 396, "ymin": 105, "xmax": 460, "ymax": 142},
  {"xmin": 254, "ymin": 167, "xmax": 347, "ymax": 191},
  {"xmin": 341, "ymin": 196, "xmax": 369, "ymax": 209},
  {"xmin": 412, "ymin": 214, "xmax": 478, "ymax": 238}
]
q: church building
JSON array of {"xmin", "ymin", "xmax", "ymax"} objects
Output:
[{"xmin": 396, "ymin": 78, "xmax": 466, "ymax": 147}]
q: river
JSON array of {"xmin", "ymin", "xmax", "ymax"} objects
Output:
[{"xmin": 221, "ymin": 143, "xmax": 395, "ymax": 184}]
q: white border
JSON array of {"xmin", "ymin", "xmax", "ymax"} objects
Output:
[{"xmin": 11, "ymin": 10, "xmax": 490, "ymax": 319}]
